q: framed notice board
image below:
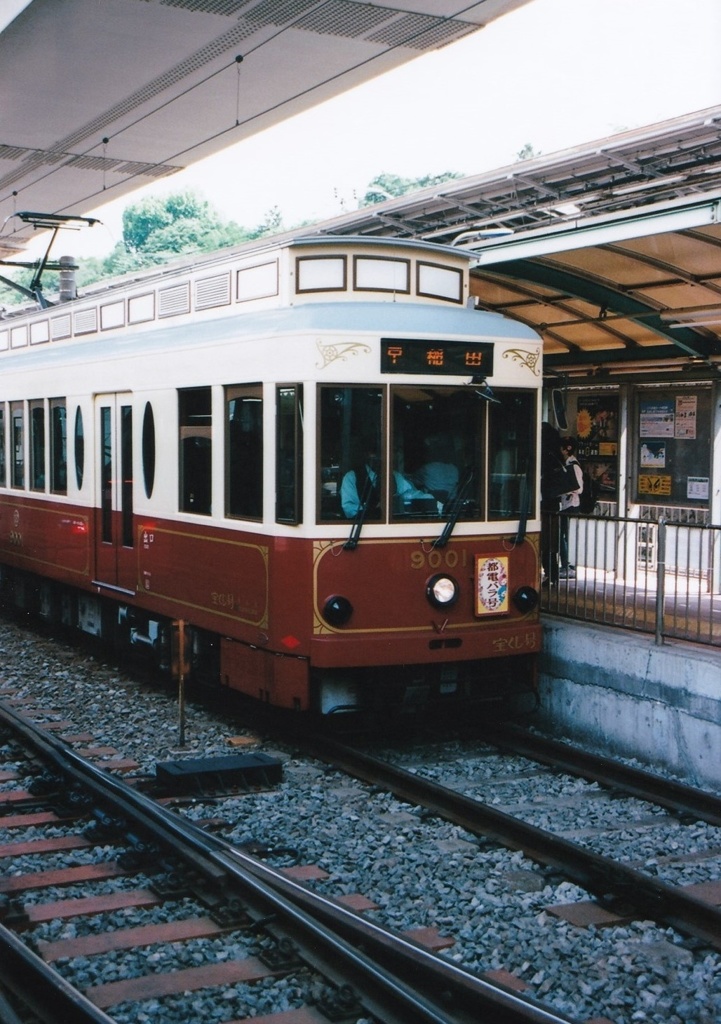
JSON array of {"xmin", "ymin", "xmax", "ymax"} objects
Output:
[
  {"xmin": 573, "ymin": 394, "xmax": 619, "ymax": 501},
  {"xmin": 635, "ymin": 389, "xmax": 711, "ymax": 505}
]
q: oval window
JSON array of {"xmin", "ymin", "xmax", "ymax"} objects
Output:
[
  {"xmin": 74, "ymin": 406, "xmax": 84, "ymax": 489},
  {"xmin": 142, "ymin": 402, "xmax": 156, "ymax": 499}
]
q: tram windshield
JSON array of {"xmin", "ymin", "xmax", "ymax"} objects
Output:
[{"xmin": 318, "ymin": 385, "xmax": 536, "ymax": 524}]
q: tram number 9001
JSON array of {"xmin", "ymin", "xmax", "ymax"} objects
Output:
[{"xmin": 410, "ymin": 549, "xmax": 469, "ymax": 571}]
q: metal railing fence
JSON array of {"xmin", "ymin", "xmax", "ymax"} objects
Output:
[{"xmin": 541, "ymin": 511, "xmax": 721, "ymax": 647}]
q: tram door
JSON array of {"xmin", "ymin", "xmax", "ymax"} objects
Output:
[{"xmin": 94, "ymin": 394, "xmax": 136, "ymax": 594}]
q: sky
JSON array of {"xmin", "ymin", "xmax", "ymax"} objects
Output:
[{"xmin": 26, "ymin": 0, "xmax": 721, "ymax": 258}]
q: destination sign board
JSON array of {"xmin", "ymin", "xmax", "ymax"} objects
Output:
[{"xmin": 381, "ymin": 338, "xmax": 494, "ymax": 377}]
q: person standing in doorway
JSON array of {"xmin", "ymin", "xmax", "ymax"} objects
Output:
[
  {"xmin": 540, "ymin": 422, "xmax": 564, "ymax": 585},
  {"xmin": 559, "ymin": 436, "xmax": 583, "ymax": 578}
]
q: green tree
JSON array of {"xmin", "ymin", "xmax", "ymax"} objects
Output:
[
  {"xmin": 516, "ymin": 143, "xmax": 541, "ymax": 161},
  {"xmin": 361, "ymin": 171, "xmax": 463, "ymax": 206},
  {"xmin": 105, "ymin": 189, "xmax": 249, "ymax": 271},
  {"xmin": 88, "ymin": 190, "xmax": 284, "ymax": 283},
  {"xmin": 0, "ymin": 266, "xmax": 34, "ymax": 307},
  {"xmin": 244, "ymin": 205, "xmax": 283, "ymax": 241}
]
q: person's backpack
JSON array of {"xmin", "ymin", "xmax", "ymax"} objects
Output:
[{"xmin": 577, "ymin": 465, "xmax": 598, "ymax": 514}]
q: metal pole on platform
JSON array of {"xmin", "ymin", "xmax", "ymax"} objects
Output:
[
  {"xmin": 173, "ymin": 619, "xmax": 187, "ymax": 747},
  {"xmin": 655, "ymin": 518, "xmax": 666, "ymax": 646}
]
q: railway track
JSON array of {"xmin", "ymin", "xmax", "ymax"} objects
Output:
[
  {"xmin": 484, "ymin": 723, "xmax": 721, "ymax": 828},
  {"xmin": 1, "ymin": 614, "xmax": 720, "ymax": 1022},
  {"xmin": 297, "ymin": 731, "xmax": 721, "ymax": 954},
  {"xmin": 0, "ymin": 696, "xmax": 579, "ymax": 1024}
]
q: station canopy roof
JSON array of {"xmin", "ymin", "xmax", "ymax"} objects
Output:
[
  {"xmin": 0, "ymin": 0, "xmax": 530, "ymax": 255},
  {"xmin": 2, "ymin": 0, "xmax": 719, "ymax": 384},
  {"xmin": 311, "ymin": 106, "xmax": 721, "ymax": 381}
]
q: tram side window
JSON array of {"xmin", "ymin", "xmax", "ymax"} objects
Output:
[
  {"xmin": 488, "ymin": 390, "xmax": 537, "ymax": 519},
  {"xmin": 50, "ymin": 399, "xmax": 67, "ymax": 495},
  {"xmin": 318, "ymin": 386, "xmax": 383, "ymax": 521},
  {"xmin": 30, "ymin": 400, "xmax": 45, "ymax": 491},
  {"xmin": 101, "ymin": 407, "xmax": 113, "ymax": 542},
  {"xmin": 74, "ymin": 406, "xmax": 85, "ymax": 490},
  {"xmin": 142, "ymin": 402, "xmax": 156, "ymax": 499},
  {"xmin": 390, "ymin": 386, "xmax": 483, "ymax": 520},
  {"xmin": 226, "ymin": 385, "xmax": 262, "ymax": 520},
  {"xmin": 276, "ymin": 385, "xmax": 303, "ymax": 524},
  {"xmin": 121, "ymin": 405, "xmax": 133, "ymax": 547},
  {"xmin": 0, "ymin": 406, "xmax": 5, "ymax": 487},
  {"xmin": 179, "ymin": 388, "xmax": 212, "ymax": 515},
  {"xmin": 11, "ymin": 402, "xmax": 24, "ymax": 489}
]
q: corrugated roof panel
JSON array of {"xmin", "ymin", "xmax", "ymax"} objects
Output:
[
  {"xmin": 544, "ymin": 247, "xmax": 674, "ymax": 287},
  {"xmin": 551, "ymin": 323, "xmax": 629, "ymax": 350},
  {"xmin": 619, "ymin": 232, "xmax": 721, "ymax": 277}
]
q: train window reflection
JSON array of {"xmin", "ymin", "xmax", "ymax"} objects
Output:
[
  {"xmin": 179, "ymin": 387, "xmax": 212, "ymax": 515},
  {"xmin": 226, "ymin": 384, "xmax": 262, "ymax": 520},
  {"xmin": 100, "ymin": 406, "xmax": 112, "ymax": 542},
  {"xmin": 142, "ymin": 402, "xmax": 155, "ymax": 499},
  {"xmin": 30, "ymin": 401, "xmax": 45, "ymax": 492},
  {"xmin": 276, "ymin": 385, "xmax": 302, "ymax": 524},
  {"xmin": 391, "ymin": 386, "xmax": 482, "ymax": 521},
  {"xmin": 11, "ymin": 402, "xmax": 24, "ymax": 489},
  {"xmin": 121, "ymin": 405, "xmax": 133, "ymax": 547},
  {"xmin": 0, "ymin": 406, "xmax": 5, "ymax": 487},
  {"xmin": 74, "ymin": 406, "xmax": 84, "ymax": 490},
  {"xmin": 318, "ymin": 386, "xmax": 383, "ymax": 522},
  {"xmin": 488, "ymin": 391, "xmax": 537, "ymax": 520},
  {"xmin": 50, "ymin": 399, "xmax": 67, "ymax": 495},
  {"xmin": 317, "ymin": 385, "xmax": 494, "ymax": 524}
]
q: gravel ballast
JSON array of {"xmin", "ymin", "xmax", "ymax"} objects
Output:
[{"xmin": 1, "ymin": 617, "xmax": 720, "ymax": 1023}]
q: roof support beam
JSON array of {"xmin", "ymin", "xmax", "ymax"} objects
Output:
[
  {"xmin": 481, "ymin": 258, "xmax": 717, "ymax": 358},
  {"xmin": 471, "ymin": 195, "xmax": 721, "ymax": 264}
]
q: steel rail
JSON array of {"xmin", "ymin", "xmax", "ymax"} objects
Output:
[
  {"xmin": 483, "ymin": 723, "xmax": 721, "ymax": 827},
  {"xmin": 0, "ymin": 699, "xmax": 579, "ymax": 1024},
  {"xmin": 0, "ymin": 924, "xmax": 118, "ymax": 1024},
  {"xmin": 304, "ymin": 734, "xmax": 721, "ymax": 953},
  {"xmin": 0, "ymin": 701, "xmax": 462, "ymax": 1024}
]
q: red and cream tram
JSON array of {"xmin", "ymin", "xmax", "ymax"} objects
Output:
[{"xmin": 0, "ymin": 235, "xmax": 543, "ymax": 715}]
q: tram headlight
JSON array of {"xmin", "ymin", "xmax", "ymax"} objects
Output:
[
  {"xmin": 322, "ymin": 595, "xmax": 354, "ymax": 627},
  {"xmin": 513, "ymin": 585, "xmax": 539, "ymax": 613},
  {"xmin": 426, "ymin": 574, "xmax": 459, "ymax": 609}
]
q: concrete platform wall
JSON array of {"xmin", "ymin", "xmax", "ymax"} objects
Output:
[{"xmin": 537, "ymin": 617, "xmax": 721, "ymax": 790}]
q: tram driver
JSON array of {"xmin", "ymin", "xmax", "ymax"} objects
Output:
[
  {"xmin": 341, "ymin": 446, "xmax": 435, "ymax": 518},
  {"xmin": 341, "ymin": 448, "xmax": 382, "ymax": 519}
]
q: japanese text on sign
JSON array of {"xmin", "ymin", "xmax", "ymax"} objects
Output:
[
  {"xmin": 475, "ymin": 555, "xmax": 509, "ymax": 616},
  {"xmin": 381, "ymin": 338, "xmax": 494, "ymax": 376}
]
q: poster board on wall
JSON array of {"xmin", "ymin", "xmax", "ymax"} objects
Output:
[
  {"xmin": 574, "ymin": 395, "xmax": 619, "ymax": 501},
  {"xmin": 636, "ymin": 391, "xmax": 710, "ymax": 504}
]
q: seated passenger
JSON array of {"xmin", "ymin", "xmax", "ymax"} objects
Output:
[
  {"xmin": 341, "ymin": 449, "xmax": 435, "ymax": 518},
  {"xmin": 341, "ymin": 449, "xmax": 381, "ymax": 519},
  {"xmin": 414, "ymin": 435, "xmax": 459, "ymax": 504},
  {"xmin": 392, "ymin": 470, "xmax": 437, "ymax": 514}
]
